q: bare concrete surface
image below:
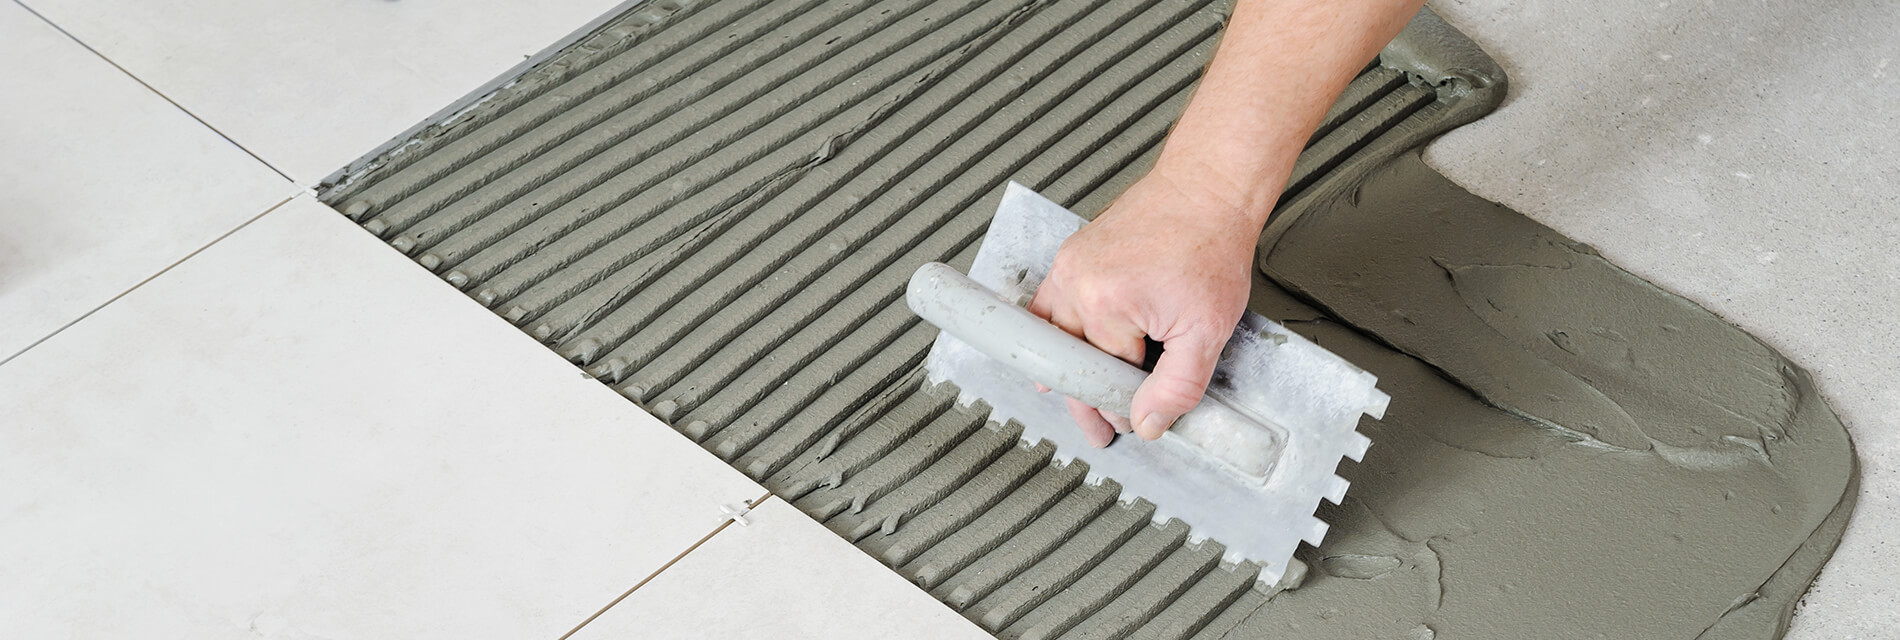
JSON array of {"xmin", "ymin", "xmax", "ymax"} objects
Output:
[{"xmin": 1423, "ymin": 1, "xmax": 1899, "ymax": 636}]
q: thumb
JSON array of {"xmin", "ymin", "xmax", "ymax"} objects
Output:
[{"xmin": 1130, "ymin": 330, "xmax": 1222, "ymax": 440}]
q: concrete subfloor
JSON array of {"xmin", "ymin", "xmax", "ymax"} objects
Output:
[{"xmin": 1424, "ymin": 1, "xmax": 1898, "ymax": 637}]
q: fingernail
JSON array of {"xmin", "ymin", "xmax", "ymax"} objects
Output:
[
  {"xmin": 1138, "ymin": 413, "xmax": 1178, "ymax": 439},
  {"xmin": 1034, "ymin": 382, "xmax": 1050, "ymax": 394},
  {"xmin": 1087, "ymin": 430, "xmax": 1113, "ymax": 448},
  {"xmin": 1105, "ymin": 412, "xmax": 1132, "ymax": 434}
]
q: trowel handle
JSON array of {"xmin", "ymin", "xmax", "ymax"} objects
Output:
[{"xmin": 906, "ymin": 262, "xmax": 1146, "ymax": 415}]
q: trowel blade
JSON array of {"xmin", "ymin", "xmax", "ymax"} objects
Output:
[{"xmin": 920, "ymin": 182, "xmax": 1388, "ymax": 585}]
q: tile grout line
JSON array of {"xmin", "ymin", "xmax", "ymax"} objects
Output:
[
  {"xmin": 558, "ymin": 490, "xmax": 775, "ymax": 640},
  {"xmin": 11, "ymin": 0, "xmax": 298, "ymax": 185},
  {"xmin": 0, "ymin": 195, "xmax": 296, "ymax": 367}
]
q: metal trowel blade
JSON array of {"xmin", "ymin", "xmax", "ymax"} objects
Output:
[{"xmin": 918, "ymin": 182, "xmax": 1388, "ymax": 585}]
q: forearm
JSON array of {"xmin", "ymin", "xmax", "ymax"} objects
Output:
[{"xmin": 1153, "ymin": 0, "xmax": 1425, "ymax": 228}]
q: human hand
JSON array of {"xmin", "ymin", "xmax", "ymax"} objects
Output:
[{"xmin": 1027, "ymin": 168, "xmax": 1265, "ymax": 447}]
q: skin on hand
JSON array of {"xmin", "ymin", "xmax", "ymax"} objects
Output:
[
  {"xmin": 1028, "ymin": 169, "xmax": 1256, "ymax": 447},
  {"xmin": 1028, "ymin": 0, "xmax": 1425, "ymax": 448}
]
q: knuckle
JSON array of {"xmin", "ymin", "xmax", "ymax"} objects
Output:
[{"xmin": 1074, "ymin": 283, "xmax": 1117, "ymax": 312}]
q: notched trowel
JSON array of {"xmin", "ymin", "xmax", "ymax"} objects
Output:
[{"xmin": 905, "ymin": 182, "xmax": 1389, "ymax": 585}]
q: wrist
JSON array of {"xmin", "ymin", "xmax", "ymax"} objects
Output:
[{"xmin": 1147, "ymin": 153, "xmax": 1282, "ymax": 230}]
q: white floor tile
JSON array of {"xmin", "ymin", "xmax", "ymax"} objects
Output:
[
  {"xmin": 570, "ymin": 497, "xmax": 990, "ymax": 640},
  {"xmin": 18, "ymin": 0, "xmax": 630, "ymax": 185},
  {"xmin": 0, "ymin": 3, "xmax": 292, "ymax": 364},
  {"xmin": 0, "ymin": 196, "xmax": 765, "ymax": 638}
]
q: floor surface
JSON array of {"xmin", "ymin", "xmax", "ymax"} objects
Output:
[
  {"xmin": 568, "ymin": 498, "xmax": 991, "ymax": 640},
  {"xmin": 0, "ymin": 196, "xmax": 770, "ymax": 637},
  {"xmin": 1425, "ymin": 2, "xmax": 1898, "ymax": 637},
  {"xmin": 0, "ymin": 1, "xmax": 987, "ymax": 636},
  {"xmin": 2, "ymin": 0, "xmax": 1893, "ymax": 636},
  {"xmin": 0, "ymin": 3, "xmax": 291, "ymax": 363},
  {"xmin": 16, "ymin": 0, "xmax": 630, "ymax": 184}
]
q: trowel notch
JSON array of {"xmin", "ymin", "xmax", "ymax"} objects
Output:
[{"xmin": 906, "ymin": 182, "xmax": 1388, "ymax": 585}]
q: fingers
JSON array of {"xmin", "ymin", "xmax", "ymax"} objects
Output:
[
  {"xmin": 1083, "ymin": 320, "xmax": 1145, "ymax": 368},
  {"xmin": 1029, "ymin": 272, "xmax": 1149, "ymax": 446},
  {"xmin": 1081, "ymin": 323, "xmax": 1141, "ymax": 437},
  {"xmin": 1026, "ymin": 286, "xmax": 1068, "ymax": 395},
  {"xmin": 1132, "ymin": 330, "xmax": 1222, "ymax": 440},
  {"xmin": 1025, "ymin": 281, "xmax": 1059, "ymax": 322},
  {"xmin": 1066, "ymin": 397, "xmax": 1116, "ymax": 448}
]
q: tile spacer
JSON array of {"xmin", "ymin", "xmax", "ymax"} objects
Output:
[{"xmin": 720, "ymin": 502, "xmax": 753, "ymax": 527}]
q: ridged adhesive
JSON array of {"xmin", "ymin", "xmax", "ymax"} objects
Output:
[{"xmin": 322, "ymin": 2, "xmax": 1491, "ymax": 637}]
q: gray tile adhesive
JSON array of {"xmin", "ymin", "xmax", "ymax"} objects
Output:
[{"xmin": 320, "ymin": 1, "xmax": 1857, "ymax": 638}]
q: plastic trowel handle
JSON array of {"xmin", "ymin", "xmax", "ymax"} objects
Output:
[
  {"xmin": 906, "ymin": 262, "xmax": 1147, "ymax": 415},
  {"xmin": 906, "ymin": 262, "xmax": 1288, "ymax": 482}
]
